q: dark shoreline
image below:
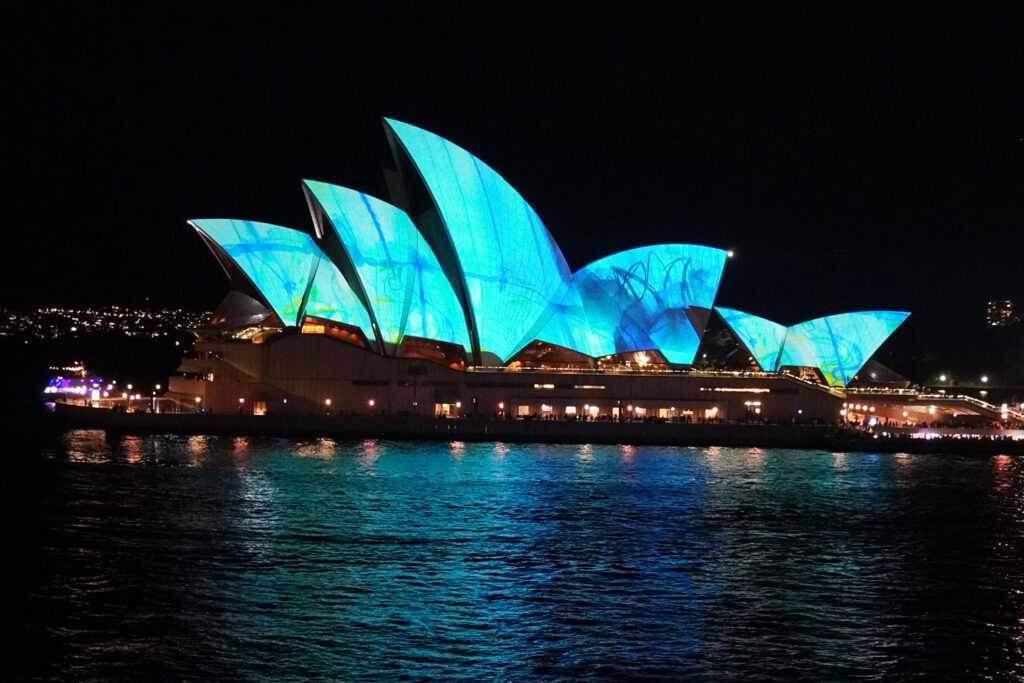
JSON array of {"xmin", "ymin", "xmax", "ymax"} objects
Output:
[{"xmin": 49, "ymin": 403, "xmax": 1024, "ymax": 455}]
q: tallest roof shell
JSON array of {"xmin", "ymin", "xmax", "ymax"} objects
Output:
[{"xmin": 383, "ymin": 118, "xmax": 572, "ymax": 362}]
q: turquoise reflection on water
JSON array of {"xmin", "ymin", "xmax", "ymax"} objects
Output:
[{"xmin": 19, "ymin": 432, "xmax": 1024, "ymax": 680}]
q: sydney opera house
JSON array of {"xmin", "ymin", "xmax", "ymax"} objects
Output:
[{"xmin": 169, "ymin": 118, "xmax": 916, "ymax": 424}]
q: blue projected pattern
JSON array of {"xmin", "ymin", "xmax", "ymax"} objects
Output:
[
  {"xmin": 304, "ymin": 180, "xmax": 471, "ymax": 351},
  {"xmin": 777, "ymin": 311, "xmax": 910, "ymax": 386},
  {"xmin": 191, "ymin": 120, "xmax": 907, "ymax": 379},
  {"xmin": 536, "ymin": 281, "xmax": 602, "ymax": 357},
  {"xmin": 385, "ymin": 118, "xmax": 572, "ymax": 361},
  {"xmin": 716, "ymin": 306, "xmax": 910, "ymax": 386},
  {"xmin": 192, "ymin": 219, "xmax": 374, "ymax": 339},
  {"xmin": 302, "ymin": 256, "xmax": 376, "ymax": 342},
  {"xmin": 191, "ymin": 219, "xmax": 317, "ymax": 327},
  {"xmin": 715, "ymin": 307, "xmax": 788, "ymax": 371},
  {"xmin": 572, "ymin": 245, "xmax": 728, "ymax": 364}
]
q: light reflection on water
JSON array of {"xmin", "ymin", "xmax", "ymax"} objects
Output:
[
  {"xmin": 9, "ymin": 430, "xmax": 1024, "ymax": 680},
  {"xmin": 294, "ymin": 437, "xmax": 338, "ymax": 460}
]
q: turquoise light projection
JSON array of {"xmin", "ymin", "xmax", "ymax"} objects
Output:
[
  {"xmin": 384, "ymin": 118, "xmax": 572, "ymax": 362},
  {"xmin": 572, "ymin": 245, "xmax": 728, "ymax": 364},
  {"xmin": 191, "ymin": 219, "xmax": 374, "ymax": 339},
  {"xmin": 302, "ymin": 255, "xmax": 376, "ymax": 342},
  {"xmin": 190, "ymin": 219, "xmax": 317, "ymax": 326},
  {"xmin": 715, "ymin": 307, "xmax": 788, "ymax": 370},
  {"xmin": 304, "ymin": 180, "xmax": 471, "ymax": 351},
  {"xmin": 535, "ymin": 281, "xmax": 602, "ymax": 357},
  {"xmin": 777, "ymin": 311, "xmax": 910, "ymax": 386}
]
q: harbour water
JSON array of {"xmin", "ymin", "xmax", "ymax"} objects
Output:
[{"xmin": 5, "ymin": 431, "xmax": 1023, "ymax": 680}]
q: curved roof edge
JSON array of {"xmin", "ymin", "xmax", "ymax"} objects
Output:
[
  {"xmin": 778, "ymin": 310, "xmax": 911, "ymax": 386},
  {"xmin": 535, "ymin": 280, "xmax": 601, "ymax": 357},
  {"xmin": 190, "ymin": 218, "xmax": 375, "ymax": 340},
  {"xmin": 574, "ymin": 242, "xmax": 728, "ymax": 274},
  {"xmin": 302, "ymin": 179, "xmax": 472, "ymax": 353},
  {"xmin": 714, "ymin": 306, "xmax": 788, "ymax": 371},
  {"xmin": 190, "ymin": 219, "xmax": 318, "ymax": 327},
  {"xmin": 301, "ymin": 182, "xmax": 384, "ymax": 349},
  {"xmin": 382, "ymin": 117, "xmax": 572, "ymax": 363},
  {"xmin": 572, "ymin": 243, "xmax": 729, "ymax": 364}
]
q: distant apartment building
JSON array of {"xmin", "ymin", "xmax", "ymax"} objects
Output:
[{"xmin": 986, "ymin": 299, "xmax": 1017, "ymax": 329}]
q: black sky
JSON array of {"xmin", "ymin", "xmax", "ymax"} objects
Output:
[{"xmin": 5, "ymin": 4, "xmax": 1022, "ymax": 341}]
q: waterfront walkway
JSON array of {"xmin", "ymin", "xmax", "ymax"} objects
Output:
[{"xmin": 52, "ymin": 403, "xmax": 1024, "ymax": 455}]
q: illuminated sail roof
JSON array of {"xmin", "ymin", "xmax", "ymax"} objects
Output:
[
  {"xmin": 303, "ymin": 180, "xmax": 471, "ymax": 351},
  {"xmin": 777, "ymin": 311, "xmax": 910, "ymax": 386},
  {"xmin": 716, "ymin": 306, "xmax": 910, "ymax": 386},
  {"xmin": 535, "ymin": 281, "xmax": 602, "ymax": 358},
  {"xmin": 301, "ymin": 254, "xmax": 376, "ymax": 342},
  {"xmin": 191, "ymin": 219, "xmax": 373, "ymax": 339},
  {"xmin": 572, "ymin": 245, "xmax": 728, "ymax": 364},
  {"xmin": 190, "ymin": 219, "xmax": 315, "ymax": 326},
  {"xmin": 190, "ymin": 120, "xmax": 909, "ymax": 380},
  {"xmin": 714, "ymin": 307, "xmax": 788, "ymax": 370},
  {"xmin": 384, "ymin": 118, "xmax": 571, "ymax": 362}
]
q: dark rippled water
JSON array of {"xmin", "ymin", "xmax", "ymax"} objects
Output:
[{"xmin": 5, "ymin": 431, "xmax": 1023, "ymax": 680}]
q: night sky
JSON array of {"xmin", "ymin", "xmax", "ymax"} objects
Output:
[{"xmin": 6, "ymin": 5, "xmax": 1022, "ymax": 349}]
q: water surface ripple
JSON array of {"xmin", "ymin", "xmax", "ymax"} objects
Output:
[{"xmin": 6, "ymin": 432, "xmax": 1024, "ymax": 680}]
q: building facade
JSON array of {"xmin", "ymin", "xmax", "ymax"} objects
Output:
[{"xmin": 168, "ymin": 118, "xmax": 915, "ymax": 423}]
